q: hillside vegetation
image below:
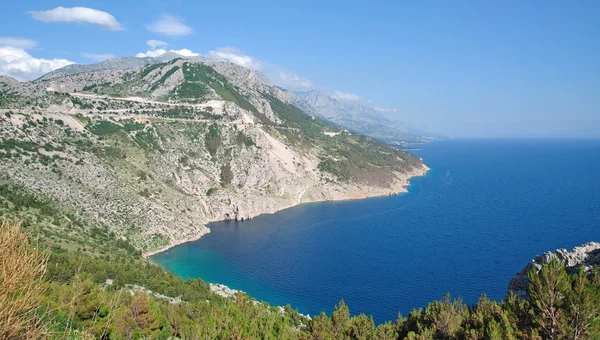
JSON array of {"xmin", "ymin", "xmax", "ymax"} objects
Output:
[{"xmin": 2, "ymin": 219, "xmax": 600, "ymax": 339}]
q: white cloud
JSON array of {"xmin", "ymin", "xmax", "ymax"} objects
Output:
[
  {"xmin": 207, "ymin": 47, "xmax": 312, "ymax": 90},
  {"xmin": 81, "ymin": 52, "xmax": 114, "ymax": 62},
  {"xmin": 208, "ymin": 48, "xmax": 260, "ymax": 70},
  {"xmin": 28, "ymin": 6, "xmax": 123, "ymax": 31},
  {"xmin": 146, "ymin": 15, "xmax": 192, "ymax": 36},
  {"xmin": 275, "ymin": 70, "xmax": 313, "ymax": 89},
  {"xmin": 173, "ymin": 49, "xmax": 198, "ymax": 57},
  {"xmin": 136, "ymin": 49, "xmax": 166, "ymax": 58},
  {"xmin": 147, "ymin": 40, "xmax": 167, "ymax": 49},
  {"xmin": 374, "ymin": 107, "xmax": 398, "ymax": 113},
  {"xmin": 0, "ymin": 46, "xmax": 74, "ymax": 81},
  {"xmin": 136, "ymin": 48, "xmax": 199, "ymax": 58},
  {"xmin": 332, "ymin": 90, "xmax": 361, "ymax": 101},
  {"xmin": 0, "ymin": 37, "xmax": 37, "ymax": 49}
]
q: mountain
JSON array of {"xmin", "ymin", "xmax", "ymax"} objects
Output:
[
  {"xmin": 36, "ymin": 52, "xmax": 190, "ymax": 81},
  {"xmin": 0, "ymin": 57, "xmax": 427, "ymax": 254},
  {"xmin": 293, "ymin": 90, "xmax": 437, "ymax": 144},
  {"xmin": 37, "ymin": 55, "xmax": 437, "ymax": 143}
]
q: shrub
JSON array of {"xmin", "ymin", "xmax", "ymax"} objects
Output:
[{"xmin": 0, "ymin": 220, "xmax": 49, "ymax": 339}]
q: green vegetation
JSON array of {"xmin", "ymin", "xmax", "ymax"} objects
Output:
[
  {"xmin": 264, "ymin": 93, "xmax": 326, "ymax": 141},
  {"xmin": 0, "ymin": 138, "xmax": 39, "ymax": 153},
  {"xmin": 3, "ymin": 214, "xmax": 600, "ymax": 339},
  {"xmin": 88, "ymin": 120, "xmax": 145, "ymax": 136},
  {"xmin": 88, "ymin": 121, "xmax": 124, "ymax": 136},
  {"xmin": 0, "ymin": 179, "xmax": 139, "ymax": 258},
  {"xmin": 138, "ymin": 63, "xmax": 164, "ymax": 79},
  {"xmin": 204, "ymin": 122, "xmax": 221, "ymax": 157},
  {"xmin": 150, "ymin": 66, "xmax": 180, "ymax": 91},
  {"xmin": 175, "ymin": 82, "xmax": 209, "ymax": 99},
  {"xmin": 69, "ymin": 95, "xmax": 94, "ymax": 109},
  {"xmin": 134, "ymin": 129, "xmax": 163, "ymax": 153},
  {"xmin": 176, "ymin": 62, "xmax": 260, "ymax": 114},
  {"xmin": 235, "ymin": 130, "xmax": 256, "ymax": 147},
  {"xmin": 318, "ymin": 158, "xmax": 350, "ymax": 181},
  {"xmin": 260, "ymin": 92, "xmax": 422, "ymax": 184},
  {"xmin": 220, "ymin": 163, "xmax": 234, "ymax": 185}
]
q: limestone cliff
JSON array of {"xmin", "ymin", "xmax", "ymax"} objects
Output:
[{"xmin": 508, "ymin": 242, "xmax": 600, "ymax": 298}]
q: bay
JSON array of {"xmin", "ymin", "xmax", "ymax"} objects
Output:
[{"xmin": 151, "ymin": 139, "xmax": 600, "ymax": 323}]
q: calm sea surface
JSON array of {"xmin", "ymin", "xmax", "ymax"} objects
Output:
[{"xmin": 151, "ymin": 139, "xmax": 600, "ymax": 323}]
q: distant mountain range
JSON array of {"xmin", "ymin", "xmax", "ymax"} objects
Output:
[
  {"xmin": 36, "ymin": 52, "xmax": 439, "ymax": 143},
  {"xmin": 292, "ymin": 90, "xmax": 437, "ymax": 143}
]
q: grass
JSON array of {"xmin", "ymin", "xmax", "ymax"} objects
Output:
[{"xmin": 0, "ymin": 220, "xmax": 49, "ymax": 339}]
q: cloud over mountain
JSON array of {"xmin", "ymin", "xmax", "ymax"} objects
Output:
[
  {"xmin": 208, "ymin": 48, "xmax": 312, "ymax": 90},
  {"xmin": 0, "ymin": 46, "xmax": 74, "ymax": 80},
  {"xmin": 208, "ymin": 48, "xmax": 261, "ymax": 70},
  {"xmin": 135, "ymin": 48, "xmax": 198, "ymax": 58},
  {"xmin": 146, "ymin": 15, "xmax": 192, "ymax": 36},
  {"xmin": 332, "ymin": 90, "xmax": 361, "ymax": 101}
]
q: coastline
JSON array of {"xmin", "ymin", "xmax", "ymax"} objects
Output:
[{"xmin": 144, "ymin": 163, "xmax": 429, "ymax": 259}]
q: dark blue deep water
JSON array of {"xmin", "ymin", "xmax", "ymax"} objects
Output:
[{"xmin": 151, "ymin": 139, "xmax": 600, "ymax": 323}]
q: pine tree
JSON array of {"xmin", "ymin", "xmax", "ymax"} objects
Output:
[
  {"xmin": 566, "ymin": 267, "xmax": 599, "ymax": 340},
  {"xmin": 528, "ymin": 257, "xmax": 570, "ymax": 340}
]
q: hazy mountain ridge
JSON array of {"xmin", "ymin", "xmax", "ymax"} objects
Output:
[{"xmin": 292, "ymin": 90, "xmax": 436, "ymax": 143}]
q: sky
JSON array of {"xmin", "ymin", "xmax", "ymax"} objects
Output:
[{"xmin": 0, "ymin": 0, "xmax": 598, "ymax": 138}]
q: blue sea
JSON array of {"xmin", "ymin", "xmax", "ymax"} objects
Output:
[{"xmin": 151, "ymin": 139, "xmax": 600, "ymax": 323}]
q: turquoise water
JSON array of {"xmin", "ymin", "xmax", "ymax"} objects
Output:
[{"xmin": 151, "ymin": 139, "xmax": 600, "ymax": 323}]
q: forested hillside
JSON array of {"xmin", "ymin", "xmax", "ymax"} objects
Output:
[{"xmin": 2, "ymin": 217, "xmax": 600, "ymax": 339}]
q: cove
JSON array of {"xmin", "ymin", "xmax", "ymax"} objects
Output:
[{"xmin": 151, "ymin": 139, "xmax": 600, "ymax": 323}]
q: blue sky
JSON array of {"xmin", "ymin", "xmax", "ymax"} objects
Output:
[{"xmin": 0, "ymin": 0, "xmax": 598, "ymax": 137}]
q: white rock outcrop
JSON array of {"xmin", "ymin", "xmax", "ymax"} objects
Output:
[{"xmin": 508, "ymin": 242, "xmax": 600, "ymax": 298}]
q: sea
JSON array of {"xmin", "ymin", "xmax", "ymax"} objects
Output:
[{"xmin": 151, "ymin": 139, "xmax": 600, "ymax": 323}]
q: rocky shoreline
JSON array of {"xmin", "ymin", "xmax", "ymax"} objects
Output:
[
  {"xmin": 508, "ymin": 241, "xmax": 600, "ymax": 298},
  {"xmin": 143, "ymin": 164, "xmax": 429, "ymax": 258}
]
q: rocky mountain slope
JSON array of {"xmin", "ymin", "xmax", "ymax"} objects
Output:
[
  {"xmin": 508, "ymin": 242, "xmax": 600, "ymax": 298},
  {"xmin": 0, "ymin": 58, "xmax": 427, "ymax": 255},
  {"xmin": 38, "ymin": 53, "xmax": 436, "ymax": 144},
  {"xmin": 36, "ymin": 52, "xmax": 187, "ymax": 81},
  {"xmin": 293, "ymin": 90, "xmax": 436, "ymax": 144}
]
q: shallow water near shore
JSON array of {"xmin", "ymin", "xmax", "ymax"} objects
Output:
[{"xmin": 151, "ymin": 139, "xmax": 600, "ymax": 323}]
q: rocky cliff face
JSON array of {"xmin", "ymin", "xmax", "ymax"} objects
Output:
[
  {"xmin": 0, "ymin": 58, "xmax": 428, "ymax": 255},
  {"xmin": 508, "ymin": 242, "xmax": 600, "ymax": 298}
]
